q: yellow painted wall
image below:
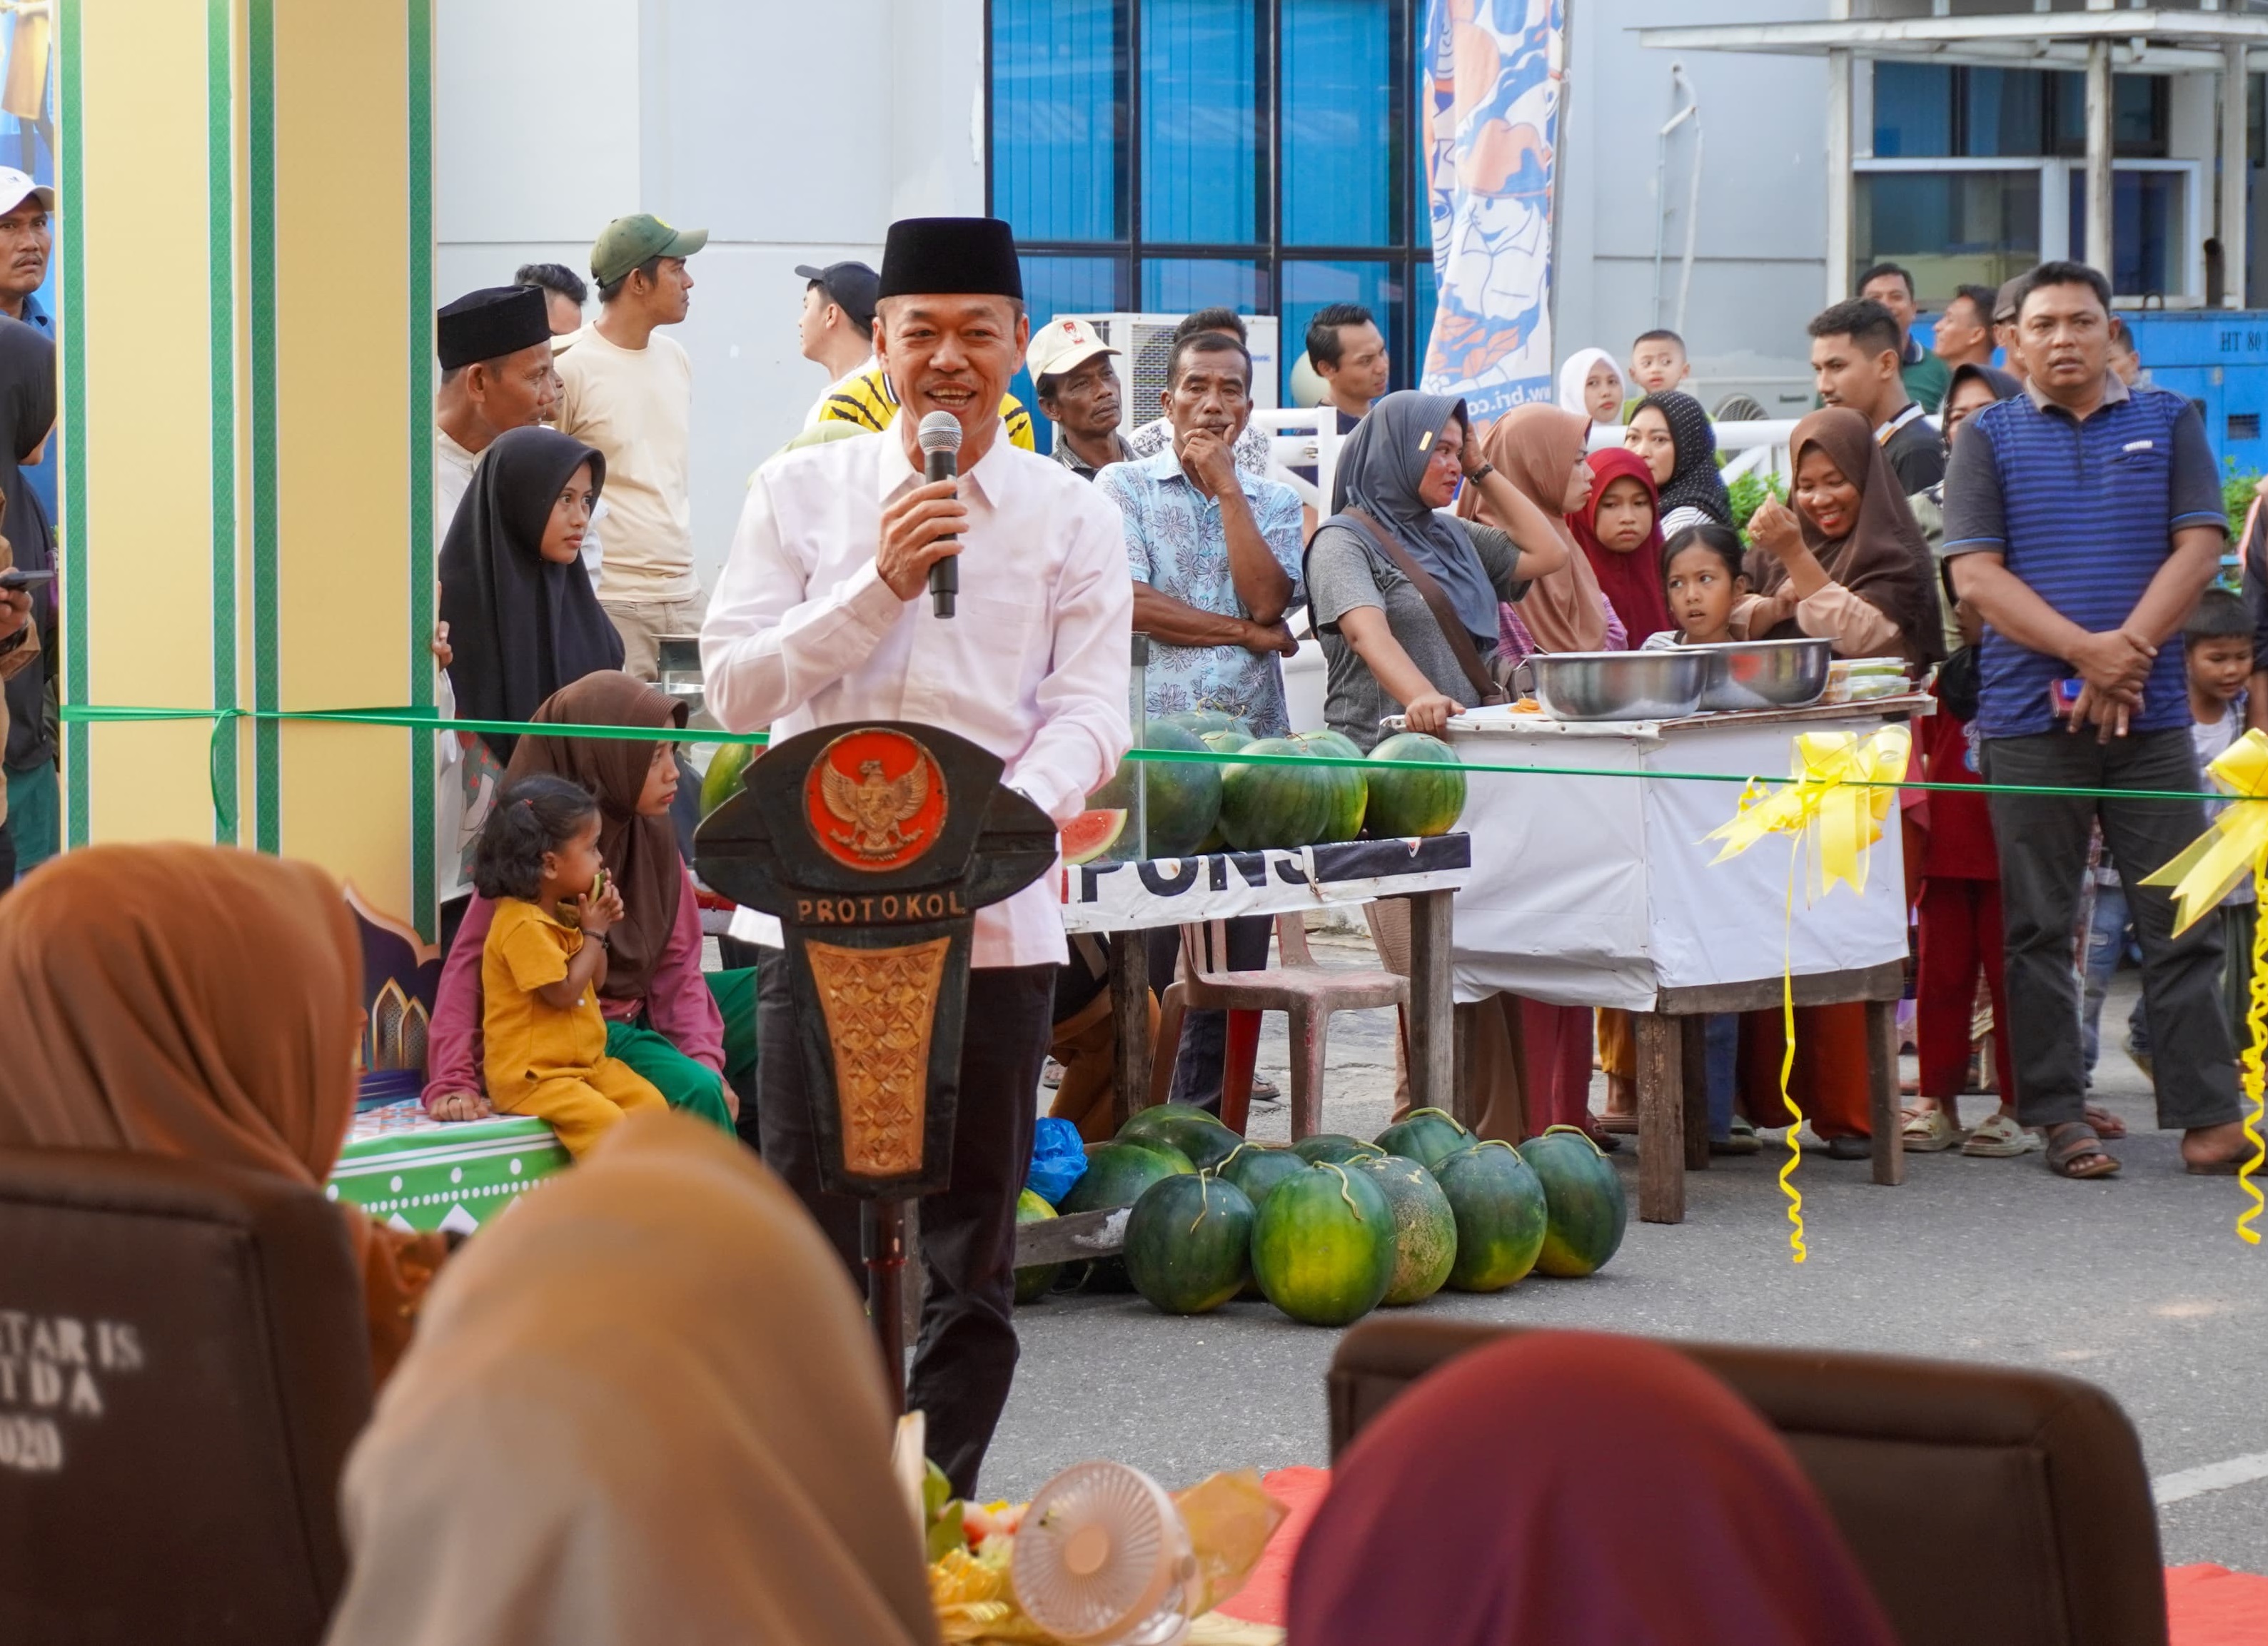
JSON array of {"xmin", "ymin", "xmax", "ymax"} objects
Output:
[{"xmin": 76, "ymin": 0, "xmax": 218, "ymax": 842}]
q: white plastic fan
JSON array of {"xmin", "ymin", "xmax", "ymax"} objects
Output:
[{"xmin": 1010, "ymin": 1460, "xmax": 1197, "ymax": 1646}]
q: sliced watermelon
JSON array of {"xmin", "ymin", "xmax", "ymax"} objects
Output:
[{"xmin": 1061, "ymin": 808, "xmax": 1127, "ymax": 866}]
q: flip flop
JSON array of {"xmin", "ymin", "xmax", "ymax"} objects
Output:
[
  {"xmin": 1901, "ymin": 1106, "xmax": 1963, "ymax": 1153},
  {"xmin": 1961, "ymin": 1112, "xmax": 2040, "ymax": 1158},
  {"xmin": 2045, "ymin": 1121, "xmax": 2120, "ymax": 1180},
  {"xmin": 2083, "ymin": 1104, "xmax": 2127, "ymax": 1140}
]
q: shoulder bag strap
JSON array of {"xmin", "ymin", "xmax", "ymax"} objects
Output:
[{"xmin": 1339, "ymin": 508, "xmax": 1506, "ymax": 706}]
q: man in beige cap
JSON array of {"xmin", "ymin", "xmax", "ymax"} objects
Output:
[
  {"xmin": 554, "ymin": 212, "xmax": 707, "ymax": 679},
  {"xmin": 1027, "ymin": 316, "xmax": 1131, "ymax": 481}
]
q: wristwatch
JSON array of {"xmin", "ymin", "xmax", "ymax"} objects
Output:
[{"xmin": 1467, "ymin": 461, "xmax": 1495, "ymax": 485}]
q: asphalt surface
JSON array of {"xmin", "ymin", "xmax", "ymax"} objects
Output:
[{"xmin": 982, "ymin": 936, "xmax": 2268, "ymax": 1572}]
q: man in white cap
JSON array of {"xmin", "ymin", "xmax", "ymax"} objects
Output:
[
  {"xmin": 0, "ymin": 167, "xmax": 54, "ymax": 525},
  {"xmin": 1027, "ymin": 316, "xmax": 1131, "ymax": 481}
]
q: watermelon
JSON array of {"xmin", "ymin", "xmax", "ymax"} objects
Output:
[
  {"xmin": 1292, "ymin": 1133, "xmax": 1387, "ymax": 1166},
  {"xmin": 1295, "ymin": 729, "xmax": 1365, "ymax": 762},
  {"xmin": 1117, "ymin": 1103, "xmax": 1241, "ymax": 1171},
  {"xmin": 1346, "ymin": 1153, "xmax": 1458, "ymax": 1306},
  {"xmin": 1250, "ymin": 1162, "xmax": 1397, "ymax": 1326},
  {"xmin": 1061, "ymin": 809, "xmax": 1127, "ymax": 866},
  {"xmin": 1014, "ymin": 1188, "xmax": 1062, "ymax": 1304},
  {"xmin": 1217, "ymin": 1142, "xmax": 1307, "ymax": 1211},
  {"xmin": 1220, "ymin": 738, "xmax": 1339, "ymax": 850},
  {"xmin": 1136, "ymin": 722, "xmax": 1224, "ymax": 857},
  {"xmin": 699, "ymin": 742, "xmax": 754, "ymax": 819},
  {"xmin": 1124, "ymin": 1173, "xmax": 1256, "ymax": 1314},
  {"xmin": 1159, "ymin": 709, "xmax": 1254, "ymax": 742},
  {"xmin": 1199, "ymin": 729, "xmax": 1251, "ymax": 756},
  {"xmin": 1289, "ymin": 732, "xmax": 1369, "ymax": 843},
  {"xmin": 1058, "ymin": 1140, "xmax": 1195, "ymax": 1291},
  {"xmin": 1521, "ymin": 1124, "xmax": 1629, "ymax": 1278},
  {"xmin": 1436, "ymin": 1140, "xmax": 1549, "ymax": 1293},
  {"xmin": 1364, "ymin": 732, "xmax": 1466, "ymax": 839},
  {"xmin": 1374, "ymin": 1106, "xmax": 1472, "ymax": 1172}
]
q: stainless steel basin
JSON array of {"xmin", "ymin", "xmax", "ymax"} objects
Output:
[
  {"xmin": 1519, "ymin": 650, "xmax": 1709, "ymax": 721},
  {"xmin": 1694, "ymin": 637, "xmax": 1832, "ymax": 712}
]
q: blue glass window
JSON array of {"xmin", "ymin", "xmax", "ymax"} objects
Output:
[
  {"xmin": 1282, "ymin": 260, "xmax": 1403, "ymax": 385},
  {"xmin": 992, "ymin": 0, "xmax": 1127, "ymax": 243},
  {"xmin": 1963, "ymin": 69, "xmax": 2042, "ymax": 159},
  {"xmin": 1141, "ymin": 0, "xmax": 1264, "ymax": 246},
  {"xmin": 2068, "ymin": 170, "xmax": 2184, "ymax": 298},
  {"xmin": 1874, "ymin": 64, "xmax": 1952, "ymax": 159},
  {"xmin": 1141, "ymin": 258, "xmax": 1269, "ymax": 314},
  {"xmin": 1282, "ymin": 0, "xmax": 1395, "ymax": 247}
]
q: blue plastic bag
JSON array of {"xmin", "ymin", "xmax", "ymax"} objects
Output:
[{"xmin": 1026, "ymin": 1116, "xmax": 1088, "ymax": 1206}]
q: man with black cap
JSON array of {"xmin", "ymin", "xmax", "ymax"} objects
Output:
[
  {"xmin": 796, "ymin": 259, "xmax": 880, "ymax": 427},
  {"xmin": 702, "ymin": 216, "xmax": 1132, "ymax": 1498},
  {"xmin": 555, "ymin": 211, "xmax": 707, "ymax": 680},
  {"xmin": 434, "ymin": 284, "xmax": 558, "ymax": 547}
]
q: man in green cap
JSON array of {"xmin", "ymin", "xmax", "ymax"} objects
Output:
[{"xmin": 555, "ymin": 211, "xmax": 708, "ymax": 679}]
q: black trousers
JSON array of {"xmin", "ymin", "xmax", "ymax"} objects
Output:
[
  {"xmin": 1145, "ymin": 914, "xmax": 1272, "ymax": 1111},
  {"xmin": 756, "ymin": 949, "xmax": 1052, "ymax": 1498},
  {"xmin": 1984, "ymin": 729, "xmax": 2242, "ymax": 1131}
]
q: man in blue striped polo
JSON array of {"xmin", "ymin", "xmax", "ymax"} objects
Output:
[{"xmin": 1943, "ymin": 259, "xmax": 2248, "ymax": 1181}]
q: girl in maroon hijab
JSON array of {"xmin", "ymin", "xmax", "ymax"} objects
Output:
[
  {"xmin": 1289, "ymin": 1331, "xmax": 1897, "ymax": 1646},
  {"xmin": 1571, "ymin": 447, "xmax": 1674, "ymax": 644}
]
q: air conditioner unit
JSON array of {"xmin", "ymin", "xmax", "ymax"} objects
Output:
[{"xmin": 1056, "ymin": 313, "xmax": 1279, "ymax": 438}]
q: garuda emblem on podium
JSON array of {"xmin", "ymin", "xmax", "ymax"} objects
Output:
[{"xmin": 805, "ymin": 728, "xmax": 949, "ymax": 873}]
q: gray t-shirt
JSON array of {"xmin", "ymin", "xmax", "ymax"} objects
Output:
[{"xmin": 1307, "ymin": 520, "xmax": 1528, "ymax": 750}]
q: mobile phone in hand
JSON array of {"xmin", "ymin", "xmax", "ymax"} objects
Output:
[
  {"xmin": 0, "ymin": 568, "xmax": 54, "ymax": 590},
  {"xmin": 2050, "ymin": 678, "xmax": 2084, "ymax": 718}
]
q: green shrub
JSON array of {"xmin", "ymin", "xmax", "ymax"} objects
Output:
[{"xmin": 1726, "ymin": 470, "xmax": 1787, "ymax": 540}]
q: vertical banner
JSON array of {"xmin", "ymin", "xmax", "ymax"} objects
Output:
[{"xmin": 1418, "ymin": 0, "xmax": 1563, "ymax": 423}]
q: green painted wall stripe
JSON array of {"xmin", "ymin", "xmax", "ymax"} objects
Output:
[
  {"xmin": 407, "ymin": 0, "xmax": 435, "ymax": 937},
  {"xmin": 248, "ymin": 0, "xmax": 278, "ymax": 853},
  {"xmin": 208, "ymin": 0, "xmax": 238, "ymax": 845},
  {"xmin": 57, "ymin": 0, "xmax": 86, "ymax": 847}
]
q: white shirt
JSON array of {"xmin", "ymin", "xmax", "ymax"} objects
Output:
[
  {"xmin": 804, "ymin": 353, "xmax": 880, "ymax": 428},
  {"xmin": 702, "ymin": 419, "xmax": 1134, "ymax": 967}
]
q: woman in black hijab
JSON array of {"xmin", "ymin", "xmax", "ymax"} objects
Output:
[
  {"xmin": 0, "ymin": 318, "xmax": 56, "ymax": 879},
  {"xmin": 439, "ymin": 425, "xmax": 623, "ymax": 764}
]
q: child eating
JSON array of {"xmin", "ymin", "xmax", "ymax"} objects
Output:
[
  {"xmin": 474, "ymin": 773, "xmax": 667, "ymax": 1156},
  {"xmin": 1642, "ymin": 523, "xmax": 1752, "ymax": 650}
]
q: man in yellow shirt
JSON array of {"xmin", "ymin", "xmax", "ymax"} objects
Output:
[
  {"xmin": 815, "ymin": 360, "xmax": 1037, "ymax": 452},
  {"xmin": 555, "ymin": 213, "xmax": 707, "ymax": 680}
]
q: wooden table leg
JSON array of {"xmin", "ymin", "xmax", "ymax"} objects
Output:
[
  {"xmin": 1636, "ymin": 1010, "xmax": 1685, "ymax": 1223},
  {"xmin": 1450, "ymin": 1004, "xmax": 1476, "ymax": 1132},
  {"xmin": 1865, "ymin": 996, "xmax": 1905, "ymax": 1186},
  {"xmin": 1679, "ymin": 1014, "xmax": 1711, "ymax": 1171},
  {"xmin": 1109, "ymin": 932, "xmax": 1152, "ymax": 1132},
  {"xmin": 1404, "ymin": 890, "xmax": 1455, "ymax": 1119}
]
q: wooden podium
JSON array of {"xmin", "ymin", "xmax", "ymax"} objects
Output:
[{"xmin": 695, "ymin": 722, "xmax": 1057, "ymax": 1403}]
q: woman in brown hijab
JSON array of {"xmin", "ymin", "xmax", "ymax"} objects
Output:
[
  {"xmin": 1740, "ymin": 407, "xmax": 1947, "ymax": 672},
  {"xmin": 323, "ymin": 1112, "xmax": 938, "ymax": 1646},
  {"xmin": 0, "ymin": 843, "xmax": 448, "ymax": 1385},
  {"xmin": 1458, "ymin": 403, "xmax": 1612, "ymax": 655}
]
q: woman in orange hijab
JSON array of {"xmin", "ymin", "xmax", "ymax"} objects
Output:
[
  {"xmin": 1458, "ymin": 402, "xmax": 1611, "ymax": 655},
  {"xmin": 0, "ymin": 843, "xmax": 449, "ymax": 1385}
]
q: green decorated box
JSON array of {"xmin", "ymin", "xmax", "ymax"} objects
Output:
[{"xmin": 327, "ymin": 1100, "xmax": 572, "ymax": 1233}]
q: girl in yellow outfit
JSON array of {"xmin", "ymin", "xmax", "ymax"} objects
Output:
[{"xmin": 475, "ymin": 774, "xmax": 667, "ymax": 1155}]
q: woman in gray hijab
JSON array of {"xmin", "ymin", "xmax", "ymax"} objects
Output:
[
  {"xmin": 1305, "ymin": 390, "xmax": 1570, "ymax": 1146},
  {"xmin": 1306, "ymin": 391, "xmax": 1568, "ymax": 749}
]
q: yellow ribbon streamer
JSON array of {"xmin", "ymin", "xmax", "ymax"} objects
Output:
[
  {"xmin": 1704, "ymin": 727, "xmax": 1913, "ymax": 1264},
  {"xmin": 2139, "ymin": 728, "xmax": 2268, "ymax": 1242}
]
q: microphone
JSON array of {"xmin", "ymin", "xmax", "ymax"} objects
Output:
[{"xmin": 917, "ymin": 410, "xmax": 963, "ymax": 618}]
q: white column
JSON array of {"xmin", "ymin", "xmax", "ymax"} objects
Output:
[
  {"xmin": 2085, "ymin": 36, "xmax": 2114, "ymax": 275},
  {"xmin": 2225, "ymin": 43, "xmax": 2250, "ymax": 308},
  {"xmin": 1826, "ymin": 47, "xmax": 1853, "ymax": 306}
]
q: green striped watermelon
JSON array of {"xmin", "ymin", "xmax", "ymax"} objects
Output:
[
  {"xmin": 1217, "ymin": 1142, "xmax": 1307, "ymax": 1211},
  {"xmin": 1436, "ymin": 1140, "xmax": 1548, "ymax": 1293},
  {"xmin": 1117, "ymin": 1103, "xmax": 1242, "ymax": 1171},
  {"xmin": 1364, "ymin": 732, "xmax": 1466, "ymax": 839},
  {"xmin": 1520, "ymin": 1124, "xmax": 1629, "ymax": 1278},
  {"xmin": 1058, "ymin": 1140, "xmax": 1194, "ymax": 1291},
  {"xmin": 1289, "ymin": 732, "xmax": 1369, "ymax": 842},
  {"xmin": 1249, "ymin": 1161, "xmax": 1396, "ymax": 1326},
  {"xmin": 1346, "ymin": 1153, "xmax": 1458, "ymax": 1306},
  {"xmin": 1014, "ymin": 1188, "xmax": 1062, "ymax": 1304},
  {"xmin": 1292, "ymin": 1133, "xmax": 1388, "ymax": 1166},
  {"xmin": 1374, "ymin": 1106, "xmax": 1472, "ymax": 1171},
  {"xmin": 1220, "ymin": 737, "xmax": 1339, "ymax": 849},
  {"xmin": 1124, "ymin": 1173, "xmax": 1255, "ymax": 1314}
]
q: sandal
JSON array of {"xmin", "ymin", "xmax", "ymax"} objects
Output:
[
  {"xmin": 1576, "ymin": 1114, "xmax": 1623, "ymax": 1154},
  {"xmin": 1710, "ymin": 1115, "xmax": 1763, "ymax": 1156},
  {"xmin": 2045, "ymin": 1121, "xmax": 2120, "ymax": 1179},
  {"xmin": 2082, "ymin": 1104, "xmax": 2127, "ymax": 1140},
  {"xmin": 1901, "ymin": 1106, "xmax": 1963, "ymax": 1153},
  {"xmin": 1962, "ymin": 1112, "xmax": 2041, "ymax": 1158}
]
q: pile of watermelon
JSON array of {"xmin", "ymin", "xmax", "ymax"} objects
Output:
[
  {"xmin": 1062, "ymin": 715, "xmax": 1468, "ymax": 866},
  {"xmin": 1015, "ymin": 1104, "xmax": 1628, "ymax": 1328}
]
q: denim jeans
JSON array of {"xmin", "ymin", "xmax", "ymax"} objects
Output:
[
  {"xmin": 2079, "ymin": 879, "xmax": 2147, "ymax": 1080},
  {"xmin": 1703, "ymin": 1013, "xmax": 1739, "ymax": 1140}
]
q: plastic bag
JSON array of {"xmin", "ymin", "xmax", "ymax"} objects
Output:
[{"xmin": 1025, "ymin": 1116, "xmax": 1088, "ymax": 1206}]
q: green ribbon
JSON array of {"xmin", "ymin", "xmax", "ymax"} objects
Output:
[{"xmin": 57, "ymin": 701, "xmax": 2262, "ymax": 842}]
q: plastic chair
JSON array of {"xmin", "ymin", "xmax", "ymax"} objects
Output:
[{"xmin": 1150, "ymin": 914, "xmax": 1410, "ymax": 1139}]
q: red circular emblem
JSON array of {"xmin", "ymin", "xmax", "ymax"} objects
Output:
[{"xmin": 805, "ymin": 729, "xmax": 950, "ymax": 874}]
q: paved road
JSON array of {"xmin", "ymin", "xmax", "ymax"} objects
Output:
[{"xmin": 983, "ymin": 948, "xmax": 2267, "ymax": 1572}]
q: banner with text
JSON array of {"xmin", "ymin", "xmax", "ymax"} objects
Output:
[{"xmin": 1418, "ymin": 0, "xmax": 1563, "ymax": 425}]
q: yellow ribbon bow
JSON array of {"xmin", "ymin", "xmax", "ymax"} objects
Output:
[
  {"xmin": 2139, "ymin": 727, "xmax": 2268, "ymax": 1245},
  {"xmin": 1703, "ymin": 726, "xmax": 1912, "ymax": 1265}
]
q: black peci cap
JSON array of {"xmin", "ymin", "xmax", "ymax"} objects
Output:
[
  {"xmin": 876, "ymin": 217, "xmax": 1022, "ymax": 303},
  {"xmin": 437, "ymin": 286, "xmax": 552, "ymax": 370}
]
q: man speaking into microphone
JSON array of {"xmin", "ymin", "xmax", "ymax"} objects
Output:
[{"xmin": 702, "ymin": 216, "xmax": 1131, "ymax": 1494}]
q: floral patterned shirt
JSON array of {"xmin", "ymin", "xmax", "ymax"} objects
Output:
[{"xmin": 1097, "ymin": 447, "xmax": 1306, "ymax": 736}]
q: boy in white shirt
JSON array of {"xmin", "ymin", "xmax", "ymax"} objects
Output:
[{"xmin": 2183, "ymin": 587, "xmax": 2257, "ymax": 1046}]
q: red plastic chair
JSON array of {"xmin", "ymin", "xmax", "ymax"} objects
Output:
[{"xmin": 1149, "ymin": 914, "xmax": 1409, "ymax": 1139}]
